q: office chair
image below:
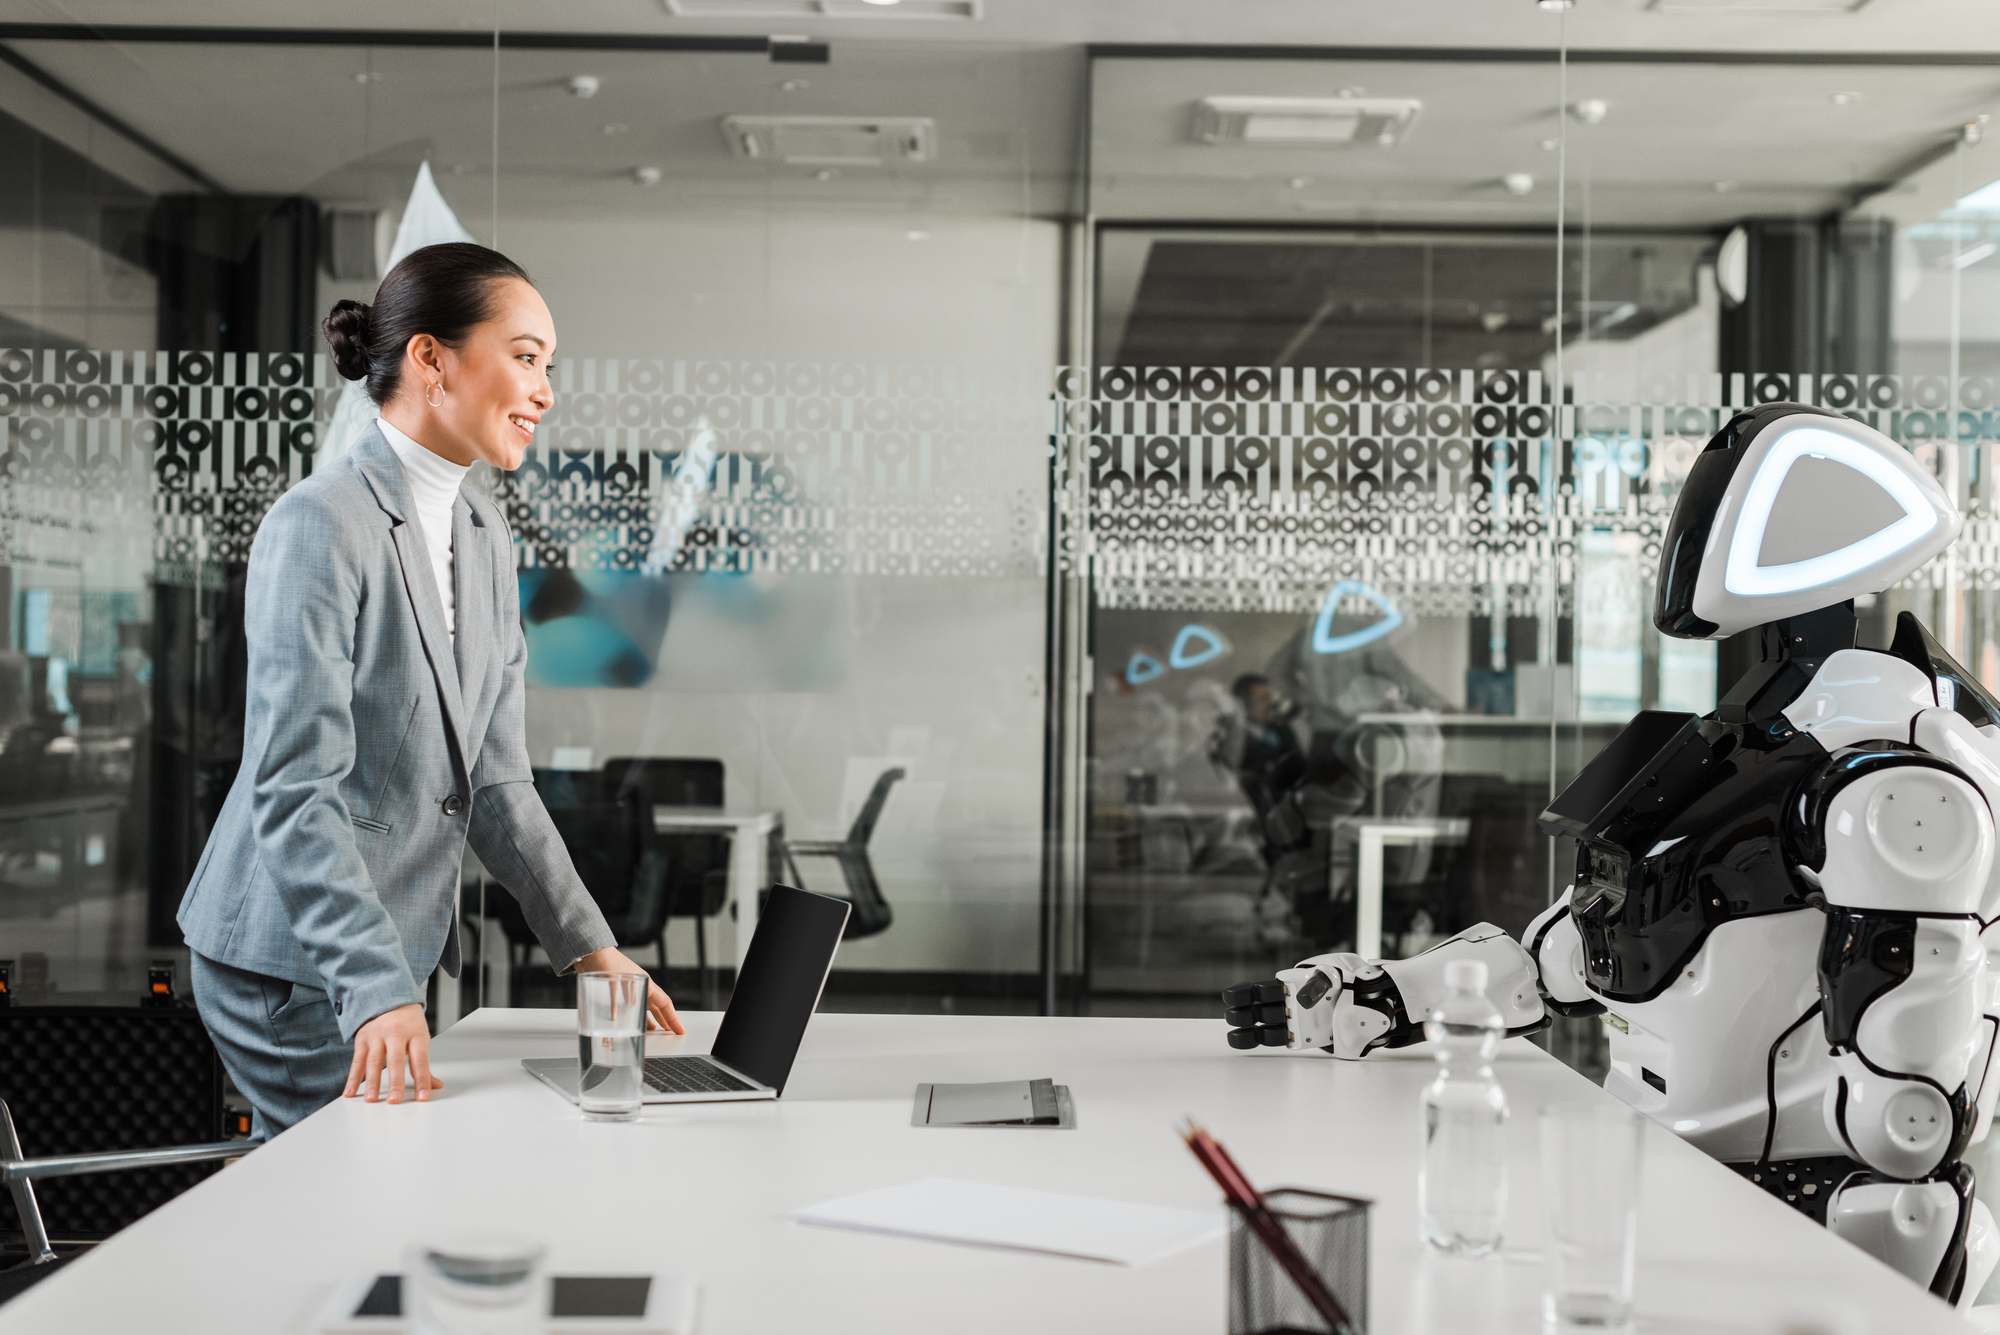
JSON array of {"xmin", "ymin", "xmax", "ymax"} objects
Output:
[
  {"xmin": 484, "ymin": 772, "xmax": 672, "ymax": 1004},
  {"xmin": 781, "ymin": 767, "xmax": 904, "ymax": 940},
  {"xmin": 1, "ymin": 1096, "xmax": 242, "ymax": 1301},
  {"xmin": 0, "ymin": 1004, "xmax": 246, "ymax": 1303},
  {"xmin": 603, "ymin": 758, "xmax": 732, "ymax": 1005}
]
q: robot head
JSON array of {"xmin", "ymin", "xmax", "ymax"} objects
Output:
[{"xmin": 1654, "ymin": 403, "xmax": 1960, "ymax": 640}]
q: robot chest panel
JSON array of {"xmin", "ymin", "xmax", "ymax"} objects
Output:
[{"xmin": 1575, "ymin": 732, "xmax": 1822, "ymax": 1004}]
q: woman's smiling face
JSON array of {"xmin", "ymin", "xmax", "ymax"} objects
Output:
[{"xmin": 397, "ymin": 276, "xmax": 556, "ymax": 470}]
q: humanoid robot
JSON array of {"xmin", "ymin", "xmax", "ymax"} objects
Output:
[{"xmin": 1223, "ymin": 403, "xmax": 2000, "ymax": 1307}]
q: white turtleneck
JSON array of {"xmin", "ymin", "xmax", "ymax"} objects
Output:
[{"xmin": 377, "ymin": 417, "xmax": 472, "ymax": 643}]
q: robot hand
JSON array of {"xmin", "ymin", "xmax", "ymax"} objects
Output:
[
  {"xmin": 1221, "ymin": 954, "xmax": 1404, "ymax": 1059},
  {"xmin": 1222, "ymin": 925, "xmax": 1548, "ymax": 1061}
]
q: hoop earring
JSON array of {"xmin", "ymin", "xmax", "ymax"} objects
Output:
[{"xmin": 425, "ymin": 381, "xmax": 445, "ymax": 408}]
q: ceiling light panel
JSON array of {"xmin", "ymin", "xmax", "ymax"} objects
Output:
[
  {"xmin": 1192, "ymin": 97, "xmax": 1422, "ymax": 149},
  {"xmin": 1645, "ymin": 0, "xmax": 1871, "ymax": 12},
  {"xmin": 664, "ymin": 0, "xmax": 980, "ymax": 17},
  {"xmin": 722, "ymin": 115, "xmax": 934, "ymax": 165}
]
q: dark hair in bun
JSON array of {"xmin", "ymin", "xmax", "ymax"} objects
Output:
[{"xmin": 321, "ymin": 242, "xmax": 533, "ymax": 406}]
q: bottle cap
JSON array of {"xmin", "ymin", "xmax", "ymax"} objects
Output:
[{"xmin": 1445, "ymin": 959, "xmax": 1488, "ymax": 993}]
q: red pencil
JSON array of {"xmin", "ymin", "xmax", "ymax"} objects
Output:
[{"xmin": 1180, "ymin": 1119, "xmax": 1359, "ymax": 1335}]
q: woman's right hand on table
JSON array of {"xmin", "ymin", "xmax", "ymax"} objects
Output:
[{"xmin": 344, "ymin": 1002, "xmax": 445, "ymax": 1104}]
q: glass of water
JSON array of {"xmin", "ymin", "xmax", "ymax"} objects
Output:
[
  {"xmin": 405, "ymin": 1232, "xmax": 546, "ymax": 1335},
  {"xmin": 1539, "ymin": 1102, "xmax": 1645, "ymax": 1331},
  {"xmin": 577, "ymin": 970, "xmax": 649, "ymax": 1122}
]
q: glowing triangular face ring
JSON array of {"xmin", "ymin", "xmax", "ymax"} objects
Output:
[
  {"xmin": 1312, "ymin": 581, "xmax": 1402, "ymax": 655},
  {"xmin": 1126, "ymin": 653, "xmax": 1166, "ymax": 685},
  {"xmin": 1722, "ymin": 425, "xmax": 1938, "ymax": 599},
  {"xmin": 1169, "ymin": 624, "xmax": 1230, "ymax": 669}
]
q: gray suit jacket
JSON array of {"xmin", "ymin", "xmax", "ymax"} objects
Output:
[{"xmin": 178, "ymin": 425, "xmax": 613, "ymax": 1040}]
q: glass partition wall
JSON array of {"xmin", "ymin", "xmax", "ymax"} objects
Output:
[
  {"xmin": 0, "ymin": 26, "xmax": 1075, "ymax": 1017},
  {"xmin": 1065, "ymin": 46, "xmax": 2000, "ymax": 1076},
  {"xmin": 1, "ymin": 17, "xmax": 1998, "ymax": 1067}
]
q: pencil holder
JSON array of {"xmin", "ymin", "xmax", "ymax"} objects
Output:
[{"xmin": 1228, "ymin": 1188, "xmax": 1370, "ymax": 1335}]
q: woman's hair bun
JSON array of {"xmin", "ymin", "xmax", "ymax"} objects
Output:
[
  {"xmin": 322, "ymin": 299, "xmax": 373, "ymax": 382},
  {"xmin": 324, "ymin": 245, "xmax": 533, "ymax": 405}
]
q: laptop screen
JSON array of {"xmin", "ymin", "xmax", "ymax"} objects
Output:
[{"xmin": 709, "ymin": 884, "xmax": 850, "ymax": 1095}]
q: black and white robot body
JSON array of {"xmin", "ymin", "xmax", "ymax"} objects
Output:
[{"xmin": 1219, "ymin": 403, "xmax": 2000, "ymax": 1307}]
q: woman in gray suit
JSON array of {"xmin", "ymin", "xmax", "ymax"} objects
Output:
[{"xmin": 179, "ymin": 243, "xmax": 681, "ymax": 1139}]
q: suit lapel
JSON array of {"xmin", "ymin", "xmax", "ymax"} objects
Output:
[
  {"xmin": 352, "ymin": 428, "xmax": 471, "ymax": 777},
  {"xmin": 451, "ymin": 494, "xmax": 492, "ymax": 729}
]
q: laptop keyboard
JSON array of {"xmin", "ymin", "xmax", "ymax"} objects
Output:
[{"xmin": 643, "ymin": 1057, "xmax": 756, "ymax": 1095}]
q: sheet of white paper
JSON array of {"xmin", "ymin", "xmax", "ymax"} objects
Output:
[{"xmin": 793, "ymin": 1178, "xmax": 1225, "ymax": 1266}]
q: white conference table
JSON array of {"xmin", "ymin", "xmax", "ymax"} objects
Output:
[{"xmin": 0, "ymin": 1009, "xmax": 1975, "ymax": 1335}]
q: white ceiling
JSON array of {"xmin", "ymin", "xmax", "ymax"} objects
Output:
[
  {"xmin": 3, "ymin": 0, "xmax": 1998, "ymax": 229},
  {"xmin": 7, "ymin": 38, "xmax": 1085, "ymax": 218},
  {"xmin": 13, "ymin": 0, "xmax": 2000, "ymax": 56},
  {"xmin": 1091, "ymin": 55, "xmax": 2000, "ymax": 227}
]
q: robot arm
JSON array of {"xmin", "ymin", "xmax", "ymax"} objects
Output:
[
  {"xmin": 1222, "ymin": 923, "xmax": 1547, "ymax": 1059},
  {"xmin": 1524, "ymin": 888, "xmax": 1605, "ymax": 1017},
  {"xmin": 1800, "ymin": 749, "xmax": 1994, "ymax": 1182}
]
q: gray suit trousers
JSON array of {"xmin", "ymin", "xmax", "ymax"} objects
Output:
[{"xmin": 191, "ymin": 951, "xmax": 352, "ymax": 1141}]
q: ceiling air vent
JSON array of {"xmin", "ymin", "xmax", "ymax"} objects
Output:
[
  {"xmin": 665, "ymin": 0, "xmax": 979, "ymax": 18},
  {"xmin": 1645, "ymin": 0, "xmax": 1870, "ymax": 11},
  {"xmin": 721, "ymin": 115, "xmax": 933, "ymax": 166},
  {"xmin": 1192, "ymin": 97, "xmax": 1422, "ymax": 149}
]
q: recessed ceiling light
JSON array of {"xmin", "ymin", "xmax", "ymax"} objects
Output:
[
  {"xmin": 1537, "ymin": 0, "xmax": 1575, "ymax": 9},
  {"xmin": 353, "ymin": 71, "xmax": 382, "ymax": 84},
  {"xmin": 1289, "ymin": 176, "xmax": 1313, "ymax": 190},
  {"xmin": 1713, "ymin": 180, "xmax": 1738, "ymax": 193},
  {"xmin": 1830, "ymin": 91, "xmax": 1862, "ymax": 106},
  {"xmin": 1569, "ymin": 99, "xmax": 1608, "ymax": 124},
  {"xmin": 781, "ymin": 79, "xmax": 811, "ymax": 91},
  {"xmin": 816, "ymin": 168, "xmax": 838, "ymax": 180},
  {"xmin": 863, "ymin": 0, "xmax": 900, "ymax": 5},
  {"xmin": 1540, "ymin": 138, "xmax": 1559, "ymax": 151},
  {"xmin": 569, "ymin": 75, "xmax": 601, "ymax": 99},
  {"xmin": 1503, "ymin": 173, "xmax": 1535, "ymax": 196},
  {"xmin": 633, "ymin": 167, "xmax": 662, "ymax": 186},
  {"xmin": 603, "ymin": 123, "xmax": 630, "ymax": 136},
  {"xmin": 905, "ymin": 229, "xmax": 929, "ymax": 240}
]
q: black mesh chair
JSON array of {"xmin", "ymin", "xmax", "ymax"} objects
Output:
[
  {"xmin": 603, "ymin": 758, "xmax": 732, "ymax": 1005},
  {"xmin": 0, "ymin": 1006, "xmax": 246, "ymax": 1303},
  {"xmin": 781, "ymin": 767, "xmax": 904, "ymax": 940},
  {"xmin": 485, "ymin": 771, "xmax": 672, "ymax": 1002}
]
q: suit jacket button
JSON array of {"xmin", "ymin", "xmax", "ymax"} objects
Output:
[{"xmin": 442, "ymin": 794, "xmax": 463, "ymax": 816}]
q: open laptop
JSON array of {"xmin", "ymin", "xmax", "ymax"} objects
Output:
[{"xmin": 523, "ymin": 882, "xmax": 850, "ymax": 1104}]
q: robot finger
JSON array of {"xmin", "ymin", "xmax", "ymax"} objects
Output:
[
  {"xmin": 1220, "ymin": 981, "xmax": 1262, "ymax": 1009},
  {"xmin": 1293, "ymin": 969, "xmax": 1335, "ymax": 1008},
  {"xmin": 1226, "ymin": 1003, "xmax": 1289, "ymax": 1027},
  {"xmin": 1221, "ymin": 980, "xmax": 1288, "ymax": 1007}
]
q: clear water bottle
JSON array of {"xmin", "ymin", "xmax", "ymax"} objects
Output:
[{"xmin": 1418, "ymin": 957, "xmax": 1508, "ymax": 1256}]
